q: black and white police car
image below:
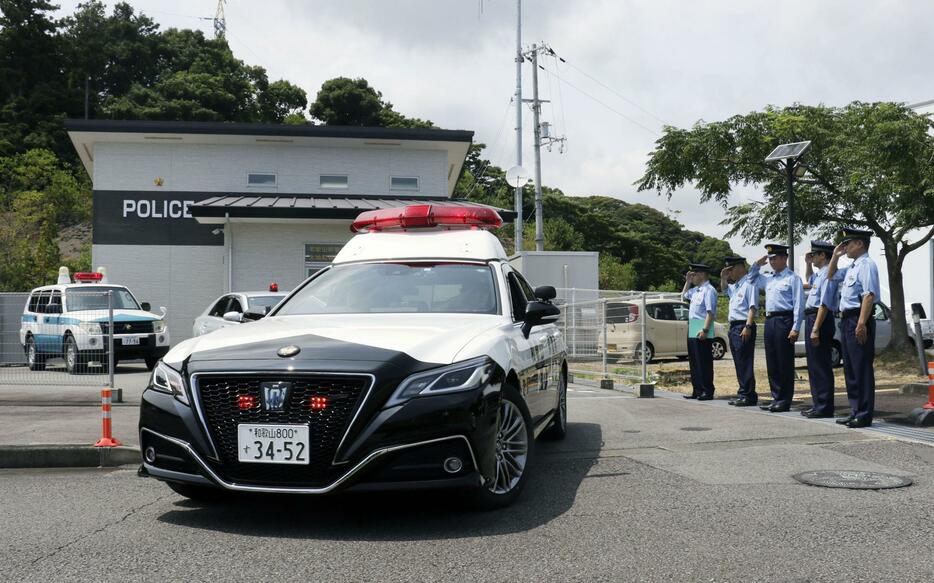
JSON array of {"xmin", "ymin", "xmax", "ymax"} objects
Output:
[
  {"xmin": 192, "ymin": 285, "xmax": 289, "ymax": 337},
  {"xmin": 140, "ymin": 204, "xmax": 568, "ymax": 508}
]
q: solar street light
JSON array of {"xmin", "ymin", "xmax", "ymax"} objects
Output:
[{"xmin": 765, "ymin": 140, "xmax": 812, "ymax": 270}]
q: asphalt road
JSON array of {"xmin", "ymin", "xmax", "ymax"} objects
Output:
[{"xmin": 3, "ymin": 388, "xmax": 934, "ymax": 582}]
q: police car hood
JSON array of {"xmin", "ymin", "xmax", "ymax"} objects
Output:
[
  {"xmin": 88, "ymin": 310, "xmax": 161, "ymax": 322},
  {"xmin": 166, "ymin": 313, "xmax": 504, "ymax": 366}
]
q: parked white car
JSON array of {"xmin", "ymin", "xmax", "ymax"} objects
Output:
[
  {"xmin": 794, "ymin": 302, "xmax": 894, "ymax": 367},
  {"xmin": 192, "ymin": 289, "xmax": 288, "ymax": 337}
]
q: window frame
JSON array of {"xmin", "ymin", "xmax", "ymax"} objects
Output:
[
  {"xmin": 390, "ymin": 176, "xmax": 420, "ymax": 192},
  {"xmin": 208, "ymin": 296, "xmax": 231, "ymax": 318},
  {"xmin": 303, "ymin": 242, "xmax": 344, "ymax": 279},
  {"xmin": 319, "ymin": 174, "xmax": 349, "ymax": 190},
  {"xmin": 246, "ymin": 172, "xmax": 277, "ymax": 188}
]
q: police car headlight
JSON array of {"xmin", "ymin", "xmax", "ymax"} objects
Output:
[
  {"xmin": 78, "ymin": 322, "xmax": 102, "ymax": 335},
  {"xmin": 388, "ymin": 357, "xmax": 494, "ymax": 406},
  {"xmin": 150, "ymin": 361, "xmax": 188, "ymax": 404},
  {"xmin": 153, "ymin": 320, "xmax": 166, "ymax": 334}
]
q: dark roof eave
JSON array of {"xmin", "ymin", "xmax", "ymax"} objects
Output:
[
  {"xmin": 64, "ymin": 119, "xmax": 474, "ymax": 143},
  {"xmin": 190, "ymin": 200, "xmax": 517, "ymax": 222}
]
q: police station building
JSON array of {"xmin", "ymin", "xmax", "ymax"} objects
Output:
[{"xmin": 65, "ymin": 119, "xmax": 495, "ymax": 341}]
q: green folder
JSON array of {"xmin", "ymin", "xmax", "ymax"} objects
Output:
[{"xmin": 689, "ymin": 318, "xmax": 714, "ymax": 338}]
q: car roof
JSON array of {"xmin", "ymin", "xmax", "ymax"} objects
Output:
[
  {"xmin": 333, "ymin": 229, "xmax": 508, "ymax": 264},
  {"xmin": 29, "ymin": 284, "xmax": 129, "ymax": 293},
  {"xmin": 236, "ymin": 291, "xmax": 289, "ymax": 297}
]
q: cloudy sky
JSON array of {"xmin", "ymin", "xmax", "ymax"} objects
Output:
[{"xmin": 57, "ymin": 0, "xmax": 934, "ymax": 262}]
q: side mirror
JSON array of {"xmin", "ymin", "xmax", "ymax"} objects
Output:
[
  {"xmin": 140, "ymin": 302, "xmax": 151, "ymax": 312},
  {"xmin": 521, "ymin": 301, "xmax": 561, "ymax": 339},
  {"xmin": 222, "ymin": 311, "xmax": 244, "ymax": 323},
  {"xmin": 159, "ymin": 306, "xmax": 167, "ymax": 317},
  {"xmin": 534, "ymin": 285, "xmax": 556, "ymax": 302},
  {"xmin": 242, "ymin": 306, "xmax": 271, "ymax": 321}
]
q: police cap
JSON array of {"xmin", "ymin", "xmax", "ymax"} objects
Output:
[
  {"xmin": 688, "ymin": 263, "xmax": 711, "ymax": 273},
  {"xmin": 765, "ymin": 243, "xmax": 789, "ymax": 257},
  {"xmin": 840, "ymin": 227, "xmax": 873, "ymax": 244},
  {"xmin": 810, "ymin": 240, "xmax": 834, "ymax": 255},
  {"xmin": 723, "ymin": 256, "xmax": 746, "ymax": 267}
]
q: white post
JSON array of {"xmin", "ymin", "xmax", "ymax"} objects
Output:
[
  {"xmin": 641, "ymin": 291, "xmax": 647, "ymax": 384},
  {"xmin": 570, "ymin": 287, "xmax": 577, "ymax": 357},
  {"xmin": 107, "ymin": 290, "xmax": 114, "ymax": 390},
  {"xmin": 513, "ymin": 0, "xmax": 523, "ymax": 253},
  {"xmin": 601, "ymin": 298, "xmax": 608, "ymax": 379},
  {"xmin": 530, "ymin": 44, "xmax": 544, "ymax": 252}
]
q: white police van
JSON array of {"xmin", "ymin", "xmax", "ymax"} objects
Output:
[{"xmin": 20, "ymin": 269, "xmax": 170, "ymax": 373}]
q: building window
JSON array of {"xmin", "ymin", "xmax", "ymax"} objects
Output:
[
  {"xmin": 320, "ymin": 174, "xmax": 348, "ymax": 189},
  {"xmin": 304, "ymin": 243, "xmax": 343, "ymax": 277},
  {"xmin": 247, "ymin": 173, "xmax": 277, "ymax": 187},
  {"xmin": 390, "ymin": 176, "xmax": 420, "ymax": 192}
]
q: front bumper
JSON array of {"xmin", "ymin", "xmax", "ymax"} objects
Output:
[{"xmin": 138, "ymin": 366, "xmax": 502, "ymax": 494}]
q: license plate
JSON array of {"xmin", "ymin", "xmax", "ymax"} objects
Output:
[
  {"xmin": 237, "ymin": 424, "xmax": 310, "ymax": 464},
  {"xmin": 121, "ymin": 336, "xmax": 140, "ymax": 346}
]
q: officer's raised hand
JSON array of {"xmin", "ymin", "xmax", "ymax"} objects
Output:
[
  {"xmin": 755, "ymin": 255, "xmax": 768, "ymax": 266},
  {"xmin": 804, "ymin": 252, "xmax": 813, "ymax": 265},
  {"xmin": 833, "ymin": 242, "xmax": 847, "ymax": 258},
  {"xmin": 685, "ymin": 271, "xmax": 694, "ymax": 282}
]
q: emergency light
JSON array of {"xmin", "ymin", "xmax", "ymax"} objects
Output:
[
  {"xmin": 74, "ymin": 272, "xmax": 104, "ymax": 283},
  {"xmin": 269, "ymin": 282, "xmax": 279, "ymax": 292},
  {"xmin": 350, "ymin": 204, "xmax": 503, "ymax": 233}
]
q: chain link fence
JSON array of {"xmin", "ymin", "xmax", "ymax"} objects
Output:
[
  {"xmin": 555, "ymin": 288, "xmax": 726, "ymax": 389},
  {"xmin": 0, "ymin": 290, "xmax": 115, "ymax": 388}
]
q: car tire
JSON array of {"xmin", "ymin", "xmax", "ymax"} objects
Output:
[
  {"xmin": 468, "ymin": 384, "xmax": 533, "ymax": 511},
  {"xmin": 634, "ymin": 342, "xmax": 654, "ymax": 364},
  {"xmin": 25, "ymin": 336, "xmax": 46, "ymax": 371},
  {"xmin": 830, "ymin": 341, "xmax": 843, "ymax": 368},
  {"xmin": 144, "ymin": 356, "xmax": 159, "ymax": 371},
  {"xmin": 63, "ymin": 335, "xmax": 84, "ymax": 374},
  {"xmin": 711, "ymin": 338, "xmax": 727, "ymax": 360},
  {"xmin": 166, "ymin": 481, "xmax": 228, "ymax": 503},
  {"xmin": 542, "ymin": 368, "xmax": 568, "ymax": 440}
]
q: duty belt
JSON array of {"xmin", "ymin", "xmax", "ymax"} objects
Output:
[
  {"xmin": 804, "ymin": 308, "xmax": 820, "ymax": 316},
  {"xmin": 729, "ymin": 320, "xmax": 750, "ymax": 326},
  {"xmin": 766, "ymin": 310, "xmax": 793, "ymax": 319},
  {"xmin": 841, "ymin": 308, "xmax": 861, "ymax": 318}
]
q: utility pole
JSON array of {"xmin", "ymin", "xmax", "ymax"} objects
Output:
[
  {"xmin": 214, "ymin": 0, "xmax": 227, "ymax": 40},
  {"xmin": 530, "ymin": 44, "xmax": 544, "ymax": 252},
  {"xmin": 513, "ymin": 0, "xmax": 523, "ymax": 254},
  {"xmin": 785, "ymin": 160, "xmax": 795, "ymax": 270}
]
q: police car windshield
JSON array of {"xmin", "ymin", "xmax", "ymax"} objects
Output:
[
  {"xmin": 65, "ymin": 287, "xmax": 140, "ymax": 311},
  {"xmin": 277, "ymin": 263, "xmax": 498, "ymax": 315},
  {"xmin": 248, "ymin": 295, "xmax": 284, "ymax": 310}
]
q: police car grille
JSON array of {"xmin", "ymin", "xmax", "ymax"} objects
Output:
[
  {"xmin": 101, "ymin": 321, "xmax": 154, "ymax": 335},
  {"xmin": 195, "ymin": 375, "xmax": 369, "ymax": 487}
]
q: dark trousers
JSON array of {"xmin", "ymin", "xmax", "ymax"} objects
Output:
[
  {"xmin": 840, "ymin": 315, "xmax": 876, "ymax": 422},
  {"xmin": 728, "ymin": 322, "xmax": 756, "ymax": 401},
  {"xmin": 687, "ymin": 337, "xmax": 715, "ymax": 398},
  {"xmin": 764, "ymin": 314, "xmax": 795, "ymax": 408},
  {"xmin": 804, "ymin": 313, "xmax": 836, "ymax": 415}
]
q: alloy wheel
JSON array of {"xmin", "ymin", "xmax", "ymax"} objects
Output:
[
  {"xmin": 27, "ymin": 342, "xmax": 36, "ymax": 366},
  {"xmin": 489, "ymin": 399, "xmax": 529, "ymax": 495},
  {"xmin": 66, "ymin": 341, "xmax": 76, "ymax": 369}
]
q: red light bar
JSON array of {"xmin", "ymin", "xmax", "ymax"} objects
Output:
[
  {"xmin": 73, "ymin": 272, "xmax": 103, "ymax": 283},
  {"xmin": 350, "ymin": 204, "xmax": 503, "ymax": 233},
  {"xmin": 269, "ymin": 282, "xmax": 279, "ymax": 292}
]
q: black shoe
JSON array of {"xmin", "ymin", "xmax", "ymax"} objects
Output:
[
  {"xmin": 683, "ymin": 395, "xmax": 698, "ymax": 399},
  {"xmin": 768, "ymin": 405, "xmax": 790, "ymax": 413},
  {"xmin": 835, "ymin": 416, "xmax": 855, "ymax": 425},
  {"xmin": 803, "ymin": 410, "xmax": 834, "ymax": 419},
  {"xmin": 847, "ymin": 418, "xmax": 872, "ymax": 428},
  {"xmin": 733, "ymin": 399, "xmax": 758, "ymax": 407},
  {"xmin": 697, "ymin": 395, "xmax": 713, "ymax": 401},
  {"xmin": 727, "ymin": 398, "xmax": 738, "ymax": 406},
  {"xmin": 758, "ymin": 403, "xmax": 773, "ymax": 410},
  {"xmin": 799, "ymin": 408, "xmax": 814, "ymax": 417}
]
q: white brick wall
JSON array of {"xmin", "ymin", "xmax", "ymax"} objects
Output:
[
  {"xmin": 92, "ymin": 244, "xmax": 225, "ymax": 342},
  {"xmin": 93, "ymin": 143, "xmax": 448, "ymax": 196}
]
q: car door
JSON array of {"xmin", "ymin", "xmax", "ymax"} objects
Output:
[
  {"xmin": 34, "ymin": 291, "xmax": 56, "ymax": 353},
  {"xmin": 873, "ymin": 303, "xmax": 892, "ymax": 352},
  {"xmin": 671, "ymin": 303, "xmax": 690, "ymax": 354},
  {"xmin": 646, "ymin": 302, "xmax": 679, "ymax": 357},
  {"xmin": 504, "ymin": 268, "xmax": 552, "ymax": 423}
]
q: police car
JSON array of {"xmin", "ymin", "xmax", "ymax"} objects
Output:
[
  {"xmin": 20, "ymin": 269, "xmax": 170, "ymax": 373},
  {"xmin": 139, "ymin": 204, "xmax": 568, "ymax": 509},
  {"xmin": 192, "ymin": 285, "xmax": 289, "ymax": 337}
]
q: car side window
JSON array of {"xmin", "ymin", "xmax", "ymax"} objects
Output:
[
  {"xmin": 652, "ymin": 303, "xmax": 677, "ymax": 321},
  {"xmin": 672, "ymin": 303, "xmax": 690, "ymax": 321},
  {"xmin": 27, "ymin": 293, "xmax": 39, "ymax": 313},
  {"xmin": 506, "ymin": 272, "xmax": 528, "ymax": 322},
  {"xmin": 514, "ymin": 272, "xmax": 537, "ymax": 302},
  {"xmin": 48, "ymin": 291, "xmax": 63, "ymax": 314},
  {"xmin": 209, "ymin": 296, "xmax": 229, "ymax": 317},
  {"xmin": 228, "ymin": 297, "xmax": 243, "ymax": 314},
  {"xmin": 34, "ymin": 291, "xmax": 51, "ymax": 314}
]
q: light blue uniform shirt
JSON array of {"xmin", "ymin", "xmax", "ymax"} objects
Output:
[
  {"xmin": 806, "ymin": 265, "xmax": 842, "ymax": 312},
  {"xmin": 752, "ymin": 266, "xmax": 805, "ymax": 332},
  {"xmin": 684, "ymin": 281, "xmax": 718, "ymax": 320},
  {"xmin": 726, "ymin": 270, "xmax": 759, "ymax": 322},
  {"xmin": 838, "ymin": 253, "xmax": 881, "ymax": 311}
]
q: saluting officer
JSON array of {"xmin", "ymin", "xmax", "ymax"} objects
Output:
[
  {"xmin": 801, "ymin": 241, "xmax": 841, "ymax": 418},
  {"xmin": 753, "ymin": 244, "xmax": 805, "ymax": 412},
  {"xmin": 827, "ymin": 228, "xmax": 881, "ymax": 428},
  {"xmin": 681, "ymin": 264, "xmax": 718, "ymax": 400},
  {"xmin": 720, "ymin": 256, "xmax": 759, "ymax": 406}
]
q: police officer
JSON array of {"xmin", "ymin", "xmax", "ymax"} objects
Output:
[
  {"xmin": 827, "ymin": 228, "xmax": 881, "ymax": 428},
  {"xmin": 681, "ymin": 264, "xmax": 718, "ymax": 400},
  {"xmin": 720, "ymin": 256, "xmax": 759, "ymax": 406},
  {"xmin": 753, "ymin": 244, "xmax": 805, "ymax": 412},
  {"xmin": 801, "ymin": 241, "xmax": 841, "ymax": 418}
]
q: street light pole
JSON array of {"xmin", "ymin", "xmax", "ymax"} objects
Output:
[{"xmin": 786, "ymin": 160, "xmax": 795, "ymax": 271}]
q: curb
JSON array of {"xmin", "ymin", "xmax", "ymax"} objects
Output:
[
  {"xmin": 901, "ymin": 383, "xmax": 929, "ymax": 397},
  {"xmin": 0, "ymin": 444, "xmax": 140, "ymax": 469}
]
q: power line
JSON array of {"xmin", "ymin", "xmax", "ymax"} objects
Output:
[{"xmin": 539, "ymin": 64, "xmax": 659, "ymax": 136}]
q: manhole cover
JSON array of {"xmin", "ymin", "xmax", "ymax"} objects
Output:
[
  {"xmin": 793, "ymin": 470, "xmax": 913, "ymax": 490},
  {"xmin": 680, "ymin": 426, "xmax": 711, "ymax": 432}
]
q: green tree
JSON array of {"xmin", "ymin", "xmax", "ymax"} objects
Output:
[
  {"xmin": 309, "ymin": 77, "xmax": 433, "ymax": 128},
  {"xmin": 638, "ymin": 102, "xmax": 934, "ymax": 347}
]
